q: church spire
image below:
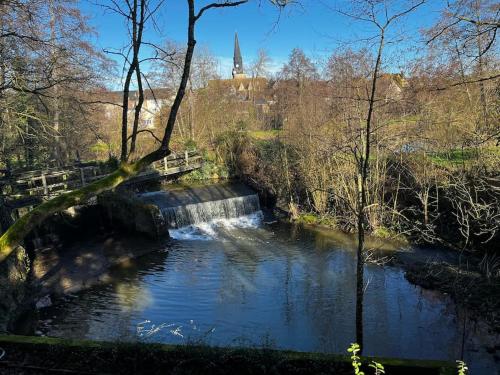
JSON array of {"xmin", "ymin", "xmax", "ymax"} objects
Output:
[{"xmin": 233, "ymin": 32, "xmax": 244, "ymax": 78}]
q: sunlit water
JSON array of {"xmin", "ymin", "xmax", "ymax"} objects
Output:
[{"xmin": 37, "ymin": 213, "xmax": 499, "ymax": 374}]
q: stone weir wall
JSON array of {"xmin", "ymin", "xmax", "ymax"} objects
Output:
[
  {"xmin": 98, "ymin": 191, "xmax": 167, "ymax": 239},
  {"xmin": 138, "ymin": 182, "xmax": 261, "ymax": 228},
  {"xmin": 0, "ymin": 190, "xmax": 168, "ymax": 332}
]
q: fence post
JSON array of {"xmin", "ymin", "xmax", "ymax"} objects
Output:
[
  {"xmin": 41, "ymin": 173, "xmax": 48, "ymax": 196},
  {"xmin": 185, "ymin": 150, "xmax": 189, "ymax": 166},
  {"xmin": 80, "ymin": 168, "xmax": 86, "ymax": 186}
]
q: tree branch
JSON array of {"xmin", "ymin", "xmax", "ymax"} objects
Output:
[{"xmin": 195, "ymin": 0, "xmax": 248, "ymax": 21}]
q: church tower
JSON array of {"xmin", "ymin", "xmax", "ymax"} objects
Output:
[{"xmin": 232, "ymin": 32, "xmax": 246, "ymax": 79}]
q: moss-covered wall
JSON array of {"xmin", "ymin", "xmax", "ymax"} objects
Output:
[
  {"xmin": 0, "ymin": 247, "xmax": 30, "ymax": 332},
  {"xmin": 98, "ymin": 191, "xmax": 167, "ymax": 239},
  {"xmin": 0, "ymin": 334, "xmax": 456, "ymax": 375}
]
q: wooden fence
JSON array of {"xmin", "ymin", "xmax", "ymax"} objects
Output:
[{"xmin": 0, "ymin": 150, "xmax": 202, "ymax": 207}]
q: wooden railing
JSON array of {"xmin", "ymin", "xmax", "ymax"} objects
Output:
[{"xmin": 0, "ymin": 150, "xmax": 202, "ymax": 201}]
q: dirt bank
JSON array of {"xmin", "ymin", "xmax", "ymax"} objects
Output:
[{"xmin": 398, "ymin": 253, "xmax": 500, "ymax": 334}]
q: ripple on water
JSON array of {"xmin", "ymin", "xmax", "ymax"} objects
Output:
[{"xmin": 37, "ymin": 220, "xmax": 499, "ymax": 375}]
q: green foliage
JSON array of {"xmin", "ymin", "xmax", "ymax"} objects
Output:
[
  {"xmin": 428, "ymin": 148, "xmax": 500, "ymax": 167},
  {"xmin": 204, "ymin": 150, "xmax": 217, "ymax": 162},
  {"xmin": 180, "ymin": 160, "xmax": 229, "ymax": 181},
  {"xmin": 348, "ymin": 343, "xmax": 364, "ymax": 375},
  {"xmin": 347, "ymin": 344, "xmax": 386, "ymax": 375},
  {"xmin": 297, "ymin": 213, "xmax": 318, "ymax": 225},
  {"xmin": 456, "ymin": 360, "xmax": 468, "ymax": 375},
  {"xmin": 296, "ymin": 213, "xmax": 337, "ymax": 227},
  {"xmin": 184, "ymin": 139, "xmax": 197, "ymax": 151},
  {"xmin": 247, "ymin": 130, "xmax": 281, "ymax": 140},
  {"xmin": 90, "ymin": 140, "xmax": 109, "ymax": 154},
  {"xmin": 0, "ymin": 334, "xmax": 457, "ymax": 374},
  {"xmin": 429, "ymin": 149, "xmax": 477, "ymax": 166},
  {"xmin": 368, "ymin": 361, "xmax": 385, "ymax": 375},
  {"xmin": 347, "ymin": 342, "xmax": 465, "ymax": 375},
  {"xmin": 372, "ymin": 226, "xmax": 405, "ymax": 241},
  {"xmin": 372, "ymin": 226, "xmax": 392, "ymax": 239}
]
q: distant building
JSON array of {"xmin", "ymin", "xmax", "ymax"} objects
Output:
[
  {"xmin": 232, "ymin": 32, "xmax": 246, "ymax": 79},
  {"xmin": 208, "ymin": 32, "xmax": 270, "ymax": 108},
  {"xmin": 379, "ymin": 73, "xmax": 407, "ymax": 102},
  {"xmin": 96, "ymin": 88, "xmax": 174, "ymax": 129}
]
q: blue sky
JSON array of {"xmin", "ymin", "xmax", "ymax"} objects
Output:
[{"xmin": 81, "ymin": 0, "xmax": 444, "ymax": 82}]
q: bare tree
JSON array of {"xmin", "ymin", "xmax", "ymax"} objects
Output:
[
  {"xmin": 426, "ymin": 0, "xmax": 499, "ymax": 139},
  {"xmin": 280, "ymin": 48, "xmax": 318, "ymax": 85},
  {"xmin": 0, "ymin": 0, "xmax": 111, "ymax": 168},
  {"xmin": 0, "ymin": 0, "xmax": 292, "ymax": 263},
  {"xmin": 251, "ymin": 48, "xmax": 272, "ymax": 78},
  {"xmin": 336, "ymin": 0, "xmax": 426, "ymax": 350},
  {"xmin": 428, "ymin": 0, "xmax": 499, "ymax": 58}
]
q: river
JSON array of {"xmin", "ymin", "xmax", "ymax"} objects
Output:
[{"xmin": 35, "ymin": 185, "xmax": 499, "ymax": 374}]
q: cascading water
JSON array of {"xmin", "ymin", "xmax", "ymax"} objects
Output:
[
  {"xmin": 163, "ymin": 195, "xmax": 262, "ymax": 240},
  {"xmin": 138, "ymin": 183, "xmax": 263, "ymax": 240},
  {"xmin": 162, "ymin": 194, "xmax": 260, "ymax": 228}
]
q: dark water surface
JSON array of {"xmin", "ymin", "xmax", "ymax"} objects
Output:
[{"xmin": 37, "ymin": 217, "xmax": 499, "ymax": 374}]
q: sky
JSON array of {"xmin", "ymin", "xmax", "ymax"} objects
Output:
[{"xmin": 79, "ymin": 0, "xmax": 445, "ymax": 84}]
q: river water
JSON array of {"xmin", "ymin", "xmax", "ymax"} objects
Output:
[{"xmin": 36, "ymin": 198, "xmax": 499, "ymax": 374}]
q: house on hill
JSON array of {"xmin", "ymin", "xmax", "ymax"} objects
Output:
[{"xmin": 95, "ymin": 88, "xmax": 175, "ymax": 129}]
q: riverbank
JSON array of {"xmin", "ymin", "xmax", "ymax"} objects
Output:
[
  {"xmin": 275, "ymin": 205, "xmax": 500, "ymax": 336},
  {"xmin": 0, "ymin": 334, "xmax": 455, "ymax": 375},
  {"xmin": 401, "ymin": 256, "xmax": 500, "ymax": 335}
]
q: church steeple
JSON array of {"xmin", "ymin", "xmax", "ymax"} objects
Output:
[{"xmin": 232, "ymin": 32, "xmax": 245, "ymax": 78}]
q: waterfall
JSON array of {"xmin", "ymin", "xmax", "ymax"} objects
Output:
[
  {"xmin": 138, "ymin": 183, "xmax": 263, "ymax": 240},
  {"xmin": 161, "ymin": 194, "xmax": 261, "ymax": 229}
]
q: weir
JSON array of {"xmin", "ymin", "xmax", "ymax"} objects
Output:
[{"xmin": 138, "ymin": 183, "xmax": 261, "ymax": 229}]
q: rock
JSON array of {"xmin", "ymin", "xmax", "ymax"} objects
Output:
[
  {"xmin": 35, "ymin": 295, "xmax": 52, "ymax": 309},
  {"xmin": 98, "ymin": 191, "xmax": 167, "ymax": 239}
]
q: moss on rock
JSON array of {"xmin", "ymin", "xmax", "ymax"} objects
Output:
[{"xmin": 0, "ymin": 247, "xmax": 30, "ymax": 332}]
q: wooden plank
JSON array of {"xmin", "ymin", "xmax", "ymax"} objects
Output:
[{"xmin": 41, "ymin": 174, "xmax": 48, "ymax": 196}]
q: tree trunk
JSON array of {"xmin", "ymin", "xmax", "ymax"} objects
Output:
[
  {"xmin": 0, "ymin": 149, "xmax": 164, "ymax": 263},
  {"xmin": 356, "ymin": 28, "xmax": 385, "ymax": 352},
  {"xmin": 355, "ymin": 172, "xmax": 365, "ymax": 348}
]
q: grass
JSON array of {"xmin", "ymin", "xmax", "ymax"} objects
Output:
[
  {"xmin": 295, "ymin": 213, "xmax": 337, "ymax": 228},
  {"xmin": 247, "ymin": 129, "xmax": 281, "ymax": 140},
  {"xmin": 429, "ymin": 147, "xmax": 500, "ymax": 167}
]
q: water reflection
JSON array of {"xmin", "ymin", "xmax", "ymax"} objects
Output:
[{"xmin": 38, "ymin": 222, "xmax": 499, "ymax": 374}]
